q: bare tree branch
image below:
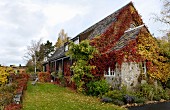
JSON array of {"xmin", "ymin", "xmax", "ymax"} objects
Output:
[{"xmin": 23, "ymin": 38, "xmax": 42, "ymax": 62}]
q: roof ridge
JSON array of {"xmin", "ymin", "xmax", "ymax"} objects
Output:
[
  {"xmin": 78, "ymin": 2, "xmax": 134, "ymax": 36},
  {"xmin": 124, "ymin": 24, "xmax": 145, "ymax": 33}
]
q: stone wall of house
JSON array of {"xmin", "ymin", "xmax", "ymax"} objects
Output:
[
  {"xmin": 105, "ymin": 64, "xmax": 121, "ymax": 89},
  {"xmin": 121, "ymin": 62, "xmax": 141, "ymax": 90},
  {"xmin": 104, "ymin": 62, "xmax": 142, "ymax": 90}
]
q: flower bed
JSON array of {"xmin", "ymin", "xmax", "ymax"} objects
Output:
[{"xmin": 0, "ymin": 73, "xmax": 29, "ymax": 110}]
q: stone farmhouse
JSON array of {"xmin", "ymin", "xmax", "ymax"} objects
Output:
[{"xmin": 43, "ymin": 2, "xmax": 157, "ymax": 89}]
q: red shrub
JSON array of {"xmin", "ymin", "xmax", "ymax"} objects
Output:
[
  {"xmin": 4, "ymin": 103, "xmax": 22, "ymax": 110},
  {"xmin": 15, "ymin": 78, "xmax": 28, "ymax": 91},
  {"xmin": 38, "ymin": 72, "xmax": 51, "ymax": 82},
  {"xmin": 18, "ymin": 73, "xmax": 29, "ymax": 81}
]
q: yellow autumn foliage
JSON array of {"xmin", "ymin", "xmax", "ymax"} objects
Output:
[
  {"xmin": 137, "ymin": 30, "xmax": 170, "ymax": 82},
  {"xmin": 0, "ymin": 67, "xmax": 14, "ymax": 85}
]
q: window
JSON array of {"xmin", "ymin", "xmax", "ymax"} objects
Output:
[
  {"xmin": 104, "ymin": 67, "xmax": 115, "ymax": 77},
  {"xmin": 74, "ymin": 38, "xmax": 79, "ymax": 44},
  {"xmin": 44, "ymin": 57, "xmax": 47, "ymax": 61},
  {"xmin": 139, "ymin": 62, "xmax": 146, "ymax": 74},
  {"xmin": 130, "ymin": 23, "xmax": 136, "ymax": 28},
  {"xmin": 142, "ymin": 62, "xmax": 146, "ymax": 74},
  {"xmin": 65, "ymin": 44, "xmax": 68, "ymax": 51}
]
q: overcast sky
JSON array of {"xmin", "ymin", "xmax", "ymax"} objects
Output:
[{"xmin": 0, "ymin": 0, "xmax": 167, "ymax": 66}]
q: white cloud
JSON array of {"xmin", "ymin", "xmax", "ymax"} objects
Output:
[
  {"xmin": 131, "ymin": 0, "xmax": 165, "ymax": 37},
  {"xmin": 43, "ymin": 4, "xmax": 88, "ymax": 26},
  {"xmin": 0, "ymin": 0, "xmax": 165, "ymax": 66}
]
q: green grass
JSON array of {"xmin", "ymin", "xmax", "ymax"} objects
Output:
[{"xmin": 23, "ymin": 82, "xmax": 126, "ymax": 110}]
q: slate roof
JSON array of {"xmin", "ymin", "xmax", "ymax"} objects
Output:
[
  {"xmin": 112, "ymin": 24, "xmax": 144, "ymax": 51},
  {"xmin": 48, "ymin": 2, "xmax": 138, "ymax": 61},
  {"xmin": 49, "ymin": 46, "xmax": 66, "ymax": 61},
  {"xmin": 78, "ymin": 2, "xmax": 133, "ymax": 40}
]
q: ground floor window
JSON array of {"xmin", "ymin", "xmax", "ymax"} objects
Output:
[
  {"xmin": 104, "ymin": 67, "xmax": 115, "ymax": 77},
  {"xmin": 140, "ymin": 61, "xmax": 146, "ymax": 74}
]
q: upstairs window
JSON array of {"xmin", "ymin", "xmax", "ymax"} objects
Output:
[
  {"xmin": 130, "ymin": 23, "xmax": 136, "ymax": 28},
  {"xmin": 64, "ymin": 44, "xmax": 68, "ymax": 51},
  {"xmin": 74, "ymin": 38, "xmax": 79, "ymax": 44}
]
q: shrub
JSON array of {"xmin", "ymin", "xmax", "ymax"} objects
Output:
[
  {"xmin": 103, "ymin": 89, "xmax": 125, "ymax": 105},
  {"xmin": 123, "ymin": 94, "xmax": 134, "ymax": 104},
  {"xmin": 112, "ymin": 99, "xmax": 125, "ymax": 106},
  {"xmin": 66, "ymin": 40, "xmax": 98, "ymax": 92},
  {"xmin": 86, "ymin": 80, "xmax": 109, "ymax": 96},
  {"xmin": 18, "ymin": 73, "xmax": 29, "ymax": 80},
  {"xmin": 0, "ymin": 67, "xmax": 9, "ymax": 86},
  {"xmin": 101, "ymin": 97, "xmax": 112, "ymax": 103},
  {"xmin": 133, "ymin": 96, "xmax": 146, "ymax": 104},
  {"xmin": 166, "ymin": 79, "xmax": 170, "ymax": 89},
  {"xmin": 0, "ymin": 93, "xmax": 13, "ymax": 106},
  {"xmin": 153, "ymin": 94, "xmax": 161, "ymax": 101},
  {"xmin": 0, "ymin": 83, "xmax": 17, "ymax": 93},
  {"xmin": 138, "ymin": 73, "xmax": 146, "ymax": 83},
  {"xmin": 104, "ymin": 90, "xmax": 124, "ymax": 101},
  {"xmin": 9, "ymin": 73, "xmax": 16, "ymax": 82},
  {"xmin": 4, "ymin": 103, "xmax": 22, "ymax": 110},
  {"xmin": 139, "ymin": 83, "xmax": 169, "ymax": 101},
  {"xmin": 0, "ymin": 83, "xmax": 17, "ymax": 106},
  {"xmin": 0, "ymin": 73, "xmax": 29, "ymax": 110},
  {"xmin": 38, "ymin": 72, "xmax": 51, "ymax": 82},
  {"xmin": 139, "ymin": 83, "xmax": 155, "ymax": 100}
]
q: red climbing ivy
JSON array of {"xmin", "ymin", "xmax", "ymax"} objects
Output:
[
  {"xmin": 90, "ymin": 3, "xmax": 143, "ymax": 76},
  {"xmin": 89, "ymin": 3, "xmax": 170, "ymax": 83}
]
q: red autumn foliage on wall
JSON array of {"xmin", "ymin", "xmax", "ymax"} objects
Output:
[
  {"xmin": 64, "ymin": 59, "xmax": 71, "ymax": 76},
  {"xmin": 89, "ymin": 3, "xmax": 143, "ymax": 77}
]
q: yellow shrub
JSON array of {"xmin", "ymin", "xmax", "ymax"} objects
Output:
[{"xmin": 0, "ymin": 67, "xmax": 10, "ymax": 85}]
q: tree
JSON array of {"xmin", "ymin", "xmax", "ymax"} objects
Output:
[
  {"xmin": 153, "ymin": 0, "xmax": 170, "ymax": 86},
  {"xmin": 26, "ymin": 59, "xmax": 34, "ymax": 73},
  {"xmin": 154, "ymin": 0, "xmax": 170, "ymax": 62},
  {"xmin": 157, "ymin": 34, "xmax": 170, "ymax": 60},
  {"xmin": 55, "ymin": 29, "xmax": 69, "ymax": 48},
  {"xmin": 37, "ymin": 40, "xmax": 55, "ymax": 71},
  {"xmin": 153, "ymin": 0, "xmax": 170, "ymax": 27},
  {"xmin": 24, "ymin": 39, "xmax": 55, "ymax": 72},
  {"xmin": 24, "ymin": 39, "xmax": 42, "ymax": 73},
  {"xmin": 42, "ymin": 40, "xmax": 55, "ymax": 59}
]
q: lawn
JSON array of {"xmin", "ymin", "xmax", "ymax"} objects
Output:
[{"xmin": 23, "ymin": 82, "xmax": 126, "ymax": 110}]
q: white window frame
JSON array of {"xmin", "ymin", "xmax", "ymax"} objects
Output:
[
  {"xmin": 74, "ymin": 38, "xmax": 79, "ymax": 44},
  {"xmin": 142, "ymin": 62, "xmax": 146, "ymax": 74},
  {"xmin": 104, "ymin": 67, "xmax": 115, "ymax": 77},
  {"xmin": 65, "ymin": 44, "xmax": 68, "ymax": 51}
]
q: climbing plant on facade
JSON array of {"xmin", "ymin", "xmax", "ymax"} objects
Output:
[
  {"xmin": 89, "ymin": 3, "xmax": 170, "ymax": 84},
  {"xmin": 66, "ymin": 40, "xmax": 98, "ymax": 92},
  {"xmin": 137, "ymin": 30, "xmax": 170, "ymax": 83},
  {"xmin": 89, "ymin": 3, "xmax": 143, "ymax": 77}
]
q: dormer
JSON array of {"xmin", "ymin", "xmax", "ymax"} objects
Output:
[
  {"xmin": 64, "ymin": 43, "xmax": 69, "ymax": 52},
  {"xmin": 124, "ymin": 24, "xmax": 144, "ymax": 33},
  {"xmin": 64, "ymin": 36, "xmax": 80, "ymax": 52},
  {"xmin": 73, "ymin": 36, "xmax": 79, "ymax": 45}
]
